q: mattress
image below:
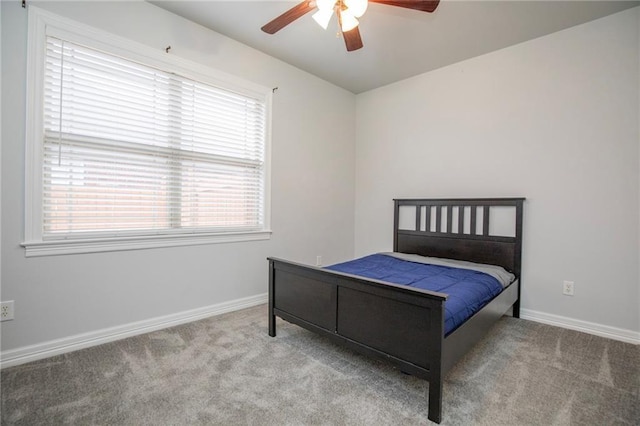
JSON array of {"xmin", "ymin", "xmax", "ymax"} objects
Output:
[{"xmin": 326, "ymin": 253, "xmax": 515, "ymax": 335}]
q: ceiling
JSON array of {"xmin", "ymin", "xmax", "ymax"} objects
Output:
[{"xmin": 152, "ymin": 1, "xmax": 639, "ymax": 93}]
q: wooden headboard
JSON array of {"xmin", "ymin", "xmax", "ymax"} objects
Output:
[{"xmin": 393, "ymin": 198, "xmax": 525, "ymax": 277}]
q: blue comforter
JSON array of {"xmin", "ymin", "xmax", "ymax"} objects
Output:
[{"xmin": 326, "ymin": 254, "xmax": 504, "ymax": 335}]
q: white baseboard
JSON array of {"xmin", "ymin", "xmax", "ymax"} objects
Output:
[
  {"xmin": 520, "ymin": 308, "xmax": 640, "ymax": 345},
  {"xmin": 0, "ymin": 293, "xmax": 268, "ymax": 369},
  {"xmin": 3, "ymin": 299, "xmax": 635, "ymax": 369}
]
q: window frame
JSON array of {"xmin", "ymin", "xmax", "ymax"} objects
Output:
[{"xmin": 23, "ymin": 6, "xmax": 272, "ymax": 257}]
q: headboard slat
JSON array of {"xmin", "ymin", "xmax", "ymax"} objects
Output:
[
  {"xmin": 425, "ymin": 206, "xmax": 431, "ymax": 232},
  {"xmin": 483, "ymin": 206, "xmax": 490, "ymax": 236},
  {"xmin": 470, "ymin": 206, "xmax": 477, "ymax": 235}
]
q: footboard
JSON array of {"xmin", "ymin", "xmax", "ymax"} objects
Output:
[{"xmin": 268, "ymin": 257, "xmax": 447, "ymax": 422}]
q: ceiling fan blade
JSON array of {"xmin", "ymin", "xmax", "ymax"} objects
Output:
[
  {"xmin": 261, "ymin": 1, "xmax": 316, "ymax": 34},
  {"xmin": 343, "ymin": 26, "xmax": 364, "ymax": 52},
  {"xmin": 369, "ymin": 0, "xmax": 440, "ymax": 13}
]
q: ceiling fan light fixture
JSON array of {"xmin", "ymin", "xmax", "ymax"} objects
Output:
[
  {"xmin": 260, "ymin": 0, "xmax": 440, "ymax": 52},
  {"xmin": 312, "ymin": 8, "xmax": 334, "ymax": 29},
  {"xmin": 344, "ymin": 0, "xmax": 368, "ymax": 18},
  {"xmin": 340, "ymin": 10, "xmax": 359, "ymax": 32}
]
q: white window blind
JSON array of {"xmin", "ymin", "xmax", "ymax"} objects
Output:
[{"xmin": 42, "ymin": 36, "xmax": 267, "ymax": 240}]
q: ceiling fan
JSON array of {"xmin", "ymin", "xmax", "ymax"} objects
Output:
[{"xmin": 261, "ymin": 0, "xmax": 440, "ymax": 52}]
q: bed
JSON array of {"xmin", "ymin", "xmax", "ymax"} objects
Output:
[{"xmin": 267, "ymin": 198, "xmax": 525, "ymax": 423}]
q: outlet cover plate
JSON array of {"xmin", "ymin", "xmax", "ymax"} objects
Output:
[
  {"xmin": 562, "ymin": 281, "xmax": 574, "ymax": 296},
  {"xmin": 1, "ymin": 301, "xmax": 15, "ymax": 321}
]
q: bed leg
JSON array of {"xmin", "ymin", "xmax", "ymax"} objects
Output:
[
  {"xmin": 269, "ymin": 312, "xmax": 276, "ymax": 337},
  {"xmin": 427, "ymin": 303, "xmax": 445, "ymax": 424},
  {"xmin": 268, "ymin": 259, "xmax": 276, "ymax": 337},
  {"xmin": 512, "ymin": 300, "xmax": 521, "ymax": 318},
  {"xmin": 428, "ymin": 378, "xmax": 443, "ymax": 424}
]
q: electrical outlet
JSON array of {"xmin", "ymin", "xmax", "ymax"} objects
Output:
[
  {"xmin": 316, "ymin": 255, "xmax": 322, "ymax": 267},
  {"xmin": 0, "ymin": 301, "xmax": 15, "ymax": 321},
  {"xmin": 562, "ymin": 281, "xmax": 574, "ymax": 296}
]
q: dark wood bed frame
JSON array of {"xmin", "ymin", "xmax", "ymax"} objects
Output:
[{"xmin": 267, "ymin": 198, "xmax": 525, "ymax": 423}]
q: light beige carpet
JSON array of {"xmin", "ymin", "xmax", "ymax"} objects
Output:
[{"xmin": 1, "ymin": 305, "xmax": 638, "ymax": 425}]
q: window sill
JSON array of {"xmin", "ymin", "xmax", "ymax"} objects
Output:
[{"xmin": 21, "ymin": 230, "xmax": 272, "ymax": 257}]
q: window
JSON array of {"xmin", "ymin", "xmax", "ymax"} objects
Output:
[{"xmin": 24, "ymin": 7, "xmax": 271, "ymax": 256}]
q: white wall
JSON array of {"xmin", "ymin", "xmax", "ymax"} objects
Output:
[
  {"xmin": 355, "ymin": 8, "xmax": 640, "ymax": 336},
  {"xmin": 0, "ymin": 1, "xmax": 355, "ymax": 357}
]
